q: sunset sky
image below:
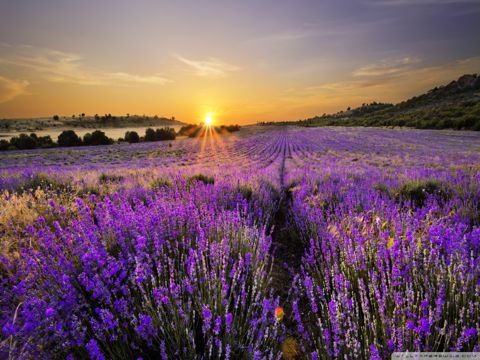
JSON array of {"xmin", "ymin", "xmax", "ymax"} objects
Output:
[{"xmin": 0, "ymin": 0, "xmax": 479, "ymax": 124}]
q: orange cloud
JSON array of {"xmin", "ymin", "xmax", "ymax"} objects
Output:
[
  {"xmin": 175, "ymin": 55, "xmax": 240, "ymax": 78},
  {"xmin": 0, "ymin": 76, "xmax": 29, "ymax": 104},
  {"xmin": 0, "ymin": 45, "xmax": 170, "ymax": 86}
]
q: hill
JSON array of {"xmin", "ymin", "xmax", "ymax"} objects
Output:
[
  {"xmin": 267, "ymin": 74, "xmax": 480, "ymax": 130},
  {"xmin": 0, "ymin": 114, "xmax": 186, "ymax": 134}
]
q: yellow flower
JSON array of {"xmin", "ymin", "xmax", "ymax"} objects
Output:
[{"xmin": 387, "ymin": 236, "xmax": 395, "ymax": 249}]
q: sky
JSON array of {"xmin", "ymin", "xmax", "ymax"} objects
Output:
[{"xmin": 0, "ymin": 0, "xmax": 479, "ymax": 124}]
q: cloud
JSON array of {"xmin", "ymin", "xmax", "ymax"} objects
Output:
[
  {"xmin": 175, "ymin": 55, "xmax": 240, "ymax": 78},
  {"xmin": 0, "ymin": 76, "xmax": 29, "ymax": 104},
  {"xmin": 281, "ymin": 56, "xmax": 480, "ymax": 115},
  {"xmin": 0, "ymin": 45, "xmax": 170, "ymax": 86},
  {"xmin": 248, "ymin": 24, "xmax": 354, "ymax": 45},
  {"xmin": 103, "ymin": 72, "xmax": 171, "ymax": 85},
  {"xmin": 322, "ymin": 56, "xmax": 480, "ymax": 94},
  {"xmin": 352, "ymin": 57, "xmax": 421, "ymax": 77}
]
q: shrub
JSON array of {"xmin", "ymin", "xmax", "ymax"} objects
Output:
[
  {"xmin": 37, "ymin": 135, "xmax": 55, "ymax": 148},
  {"xmin": 396, "ymin": 179, "xmax": 449, "ymax": 207},
  {"xmin": 177, "ymin": 124, "xmax": 199, "ymax": 137},
  {"xmin": 125, "ymin": 131, "xmax": 140, "ymax": 143},
  {"xmin": 58, "ymin": 130, "xmax": 82, "ymax": 147},
  {"xmin": 14, "ymin": 173, "xmax": 72, "ymax": 194},
  {"xmin": 188, "ymin": 174, "xmax": 215, "ymax": 185},
  {"xmin": 83, "ymin": 130, "xmax": 113, "ymax": 146},
  {"xmin": 98, "ymin": 173, "xmax": 124, "ymax": 183},
  {"xmin": 151, "ymin": 178, "xmax": 172, "ymax": 190},
  {"xmin": 144, "ymin": 128, "xmax": 176, "ymax": 141},
  {"xmin": 373, "ymin": 183, "xmax": 392, "ymax": 197},
  {"xmin": 155, "ymin": 128, "xmax": 176, "ymax": 141},
  {"xmin": 0, "ymin": 139, "xmax": 10, "ymax": 151},
  {"xmin": 144, "ymin": 128, "xmax": 156, "ymax": 142},
  {"xmin": 9, "ymin": 133, "xmax": 38, "ymax": 150},
  {"xmin": 236, "ymin": 185, "xmax": 253, "ymax": 201}
]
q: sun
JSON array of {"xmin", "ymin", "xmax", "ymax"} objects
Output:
[{"xmin": 205, "ymin": 112, "xmax": 214, "ymax": 127}]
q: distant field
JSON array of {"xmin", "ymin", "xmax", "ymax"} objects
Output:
[{"xmin": 1, "ymin": 126, "xmax": 479, "ymax": 359}]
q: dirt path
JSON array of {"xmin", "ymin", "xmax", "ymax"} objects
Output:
[{"xmin": 269, "ymin": 129, "xmax": 306, "ymax": 354}]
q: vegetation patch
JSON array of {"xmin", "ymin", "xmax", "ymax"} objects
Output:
[{"xmin": 188, "ymin": 174, "xmax": 215, "ymax": 185}]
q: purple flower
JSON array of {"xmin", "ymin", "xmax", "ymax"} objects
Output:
[
  {"xmin": 160, "ymin": 340, "xmax": 167, "ymax": 360},
  {"xmin": 463, "ymin": 327, "xmax": 476, "ymax": 338},
  {"xmin": 225, "ymin": 312, "xmax": 233, "ymax": 331},
  {"xmin": 202, "ymin": 305, "xmax": 212, "ymax": 332},
  {"xmin": 136, "ymin": 314, "xmax": 156, "ymax": 340},
  {"xmin": 369, "ymin": 344, "xmax": 381, "ymax": 360},
  {"xmin": 86, "ymin": 339, "xmax": 105, "ymax": 360},
  {"xmin": 213, "ymin": 315, "xmax": 222, "ymax": 335},
  {"xmin": 417, "ymin": 318, "xmax": 430, "ymax": 335}
]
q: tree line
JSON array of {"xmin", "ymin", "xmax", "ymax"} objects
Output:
[
  {"xmin": 0, "ymin": 127, "xmax": 177, "ymax": 151},
  {"xmin": 177, "ymin": 124, "xmax": 241, "ymax": 137}
]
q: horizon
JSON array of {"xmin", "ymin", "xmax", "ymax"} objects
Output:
[
  {"xmin": 1, "ymin": 0, "xmax": 480, "ymax": 124},
  {"xmin": 1, "ymin": 72, "xmax": 477, "ymax": 125}
]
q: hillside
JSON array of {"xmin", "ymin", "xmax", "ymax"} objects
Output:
[
  {"xmin": 283, "ymin": 74, "xmax": 480, "ymax": 130},
  {"xmin": 0, "ymin": 114, "xmax": 186, "ymax": 134}
]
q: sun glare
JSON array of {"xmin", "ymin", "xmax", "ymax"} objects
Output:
[{"xmin": 205, "ymin": 112, "xmax": 214, "ymax": 127}]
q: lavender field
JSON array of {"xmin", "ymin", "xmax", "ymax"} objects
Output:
[{"xmin": 1, "ymin": 126, "xmax": 479, "ymax": 359}]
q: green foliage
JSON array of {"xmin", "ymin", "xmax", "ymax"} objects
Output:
[
  {"xmin": 83, "ymin": 130, "xmax": 114, "ymax": 146},
  {"xmin": 236, "ymin": 184, "xmax": 253, "ymax": 201},
  {"xmin": 178, "ymin": 124, "xmax": 200, "ymax": 137},
  {"xmin": 396, "ymin": 179, "xmax": 450, "ymax": 207},
  {"xmin": 124, "ymin": 131, "xmax": 140, "ymax": 143},
  {"xmin": 188, "ymin": 174, "xmax": 215, "ymax": 185},
  {"xmin": 373, "ymin": 183, "xmax": 392, "ymax": 197},
  {"xmin": 178, "ymin": 124, "xmax": 241, "ymax": 138},
  {"xmin": 15, "ymin": 173, "xmax": 72, "ymax": 193},
  {"xmin": 0, "ymin": 139, "xmax": 9, "ymax": 151},
  {"xmin": 9, "ymin": 133, "xmax": 38, "ymax": 150},
  {"xmin": 36, "ymin": 135, "xmax": 55, "ymax": 148},
  {"xmin": 144, "ymin": 127, "xmax": 176, "ymax": 141},
  {"xmin": 219, "ymin": 124, "xmax": 241, "ymax": 133},
  {"xmin": 58, "ymin": 130, "xmax": 83, "ymax": 147},
  {"xmin": 151, "ymin": 178, "xmax": 172, "ymax": 190},
  {"xmin": 98, "ymin": 173, "xmax": 124, "ymax": 183}
]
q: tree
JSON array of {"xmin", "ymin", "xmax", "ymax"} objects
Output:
[
  {"xmin": 155, "ymin": 128, "xmax": 176, "ymax": 140},
  {"xmin": 144, "ymin": 128, "xmax": 156, "ymax": 142},
  {"xmin": 58, "ymin": 130, "xmax": 82, "ymax": 147},
  {"xmin": 37, "ymin": 135, "xmax": 55, "ymax": 148},
  {"xmin": 125, "ymin": 131, "xmax": 140, "ymax": 143},
  {"xmin": 0, "ymin": 139, "xmax": 9, "ymax": 151},
  {"xmin": 10, "ymin": 133, "xmax": 37, "ymax": 150},
  {"xmin": 53, "ymin": 115, "xmax": 59, "ymax": 121},
  {"xmin": 83, "ymin": 130, "xmax": 113, "ymax": 146}
]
